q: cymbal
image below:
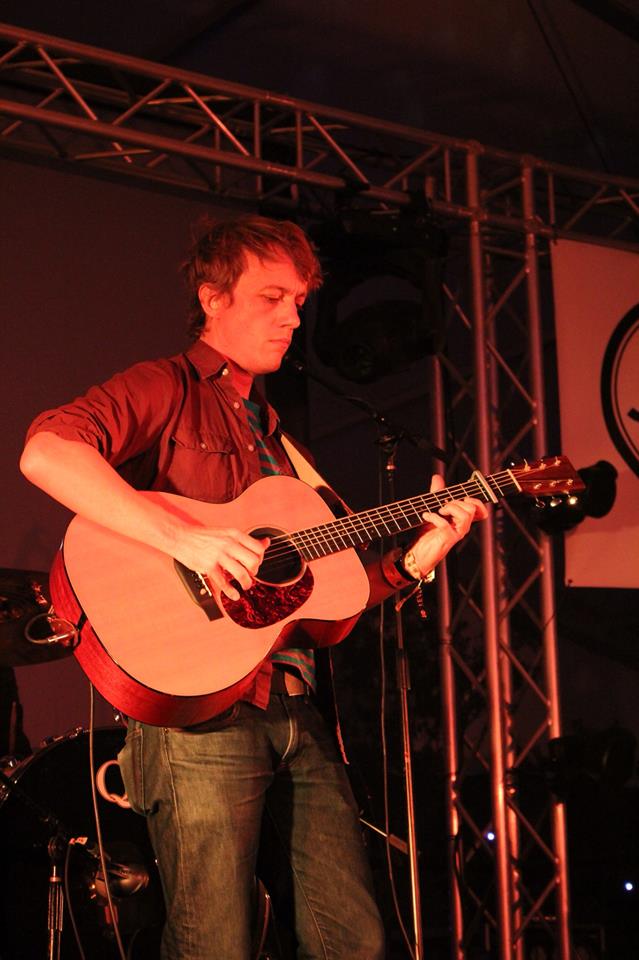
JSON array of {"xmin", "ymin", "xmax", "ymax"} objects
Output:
[{"xmin": 0, "ymin": 567, "xmax": 75, "ymax": 667}]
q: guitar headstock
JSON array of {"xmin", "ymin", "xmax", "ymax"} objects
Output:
[{"xmin": 510, "ymin": 456, "xmax": 585, "ymax": 498}]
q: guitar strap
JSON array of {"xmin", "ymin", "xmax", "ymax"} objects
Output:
[{"xmin": 279, "ymin": 433, "xmax": 352, "ymax": 517}]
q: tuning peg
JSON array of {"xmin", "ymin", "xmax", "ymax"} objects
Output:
[{"xmin": 532, "ymin": 459, "xmax": 617, "ymax": 534}]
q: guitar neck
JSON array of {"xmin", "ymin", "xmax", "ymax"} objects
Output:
[{"xmin": 288, "ymin": 469, "xmax": 520, "ymax": 560}]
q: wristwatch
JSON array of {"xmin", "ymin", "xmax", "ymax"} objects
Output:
[{"xmin": 380, "ymin": 547, "xmax": 435, "ymax": 590}]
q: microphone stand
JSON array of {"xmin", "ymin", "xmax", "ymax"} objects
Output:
[
  {"xmin": 284, "ymin": 354, "xmax": 448, "ymax": 465},
  {"xmin": 379, "ymin": 426, "xmax": 425, "ymax": 960},
  {"xmin": 0, "ymin": 766, "xmax": 74, "ymax": 960},
  {"xmin": 285, "ymin": 354, "xmax": 443, "ymax": 960}
]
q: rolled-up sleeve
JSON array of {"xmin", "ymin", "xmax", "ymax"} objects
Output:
[{"xmin": 25, "ymin": 359, "xmax": 181, "ymax": 468}]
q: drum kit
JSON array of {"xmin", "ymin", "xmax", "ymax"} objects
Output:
[{"xmin": 0, "ymin": 568, "xmax": 165, "ymax": 959}]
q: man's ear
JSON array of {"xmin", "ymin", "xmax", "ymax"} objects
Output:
[{"xmin": 198, "ymin": 282, "xmax": 221, "ymax": 318}]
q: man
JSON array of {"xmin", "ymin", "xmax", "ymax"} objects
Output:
[{"xmin": 20, "ymin": 215, "xmax": 487, "ymax": 959}]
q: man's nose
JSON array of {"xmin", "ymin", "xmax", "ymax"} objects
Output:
[{"xmin": 280, "ymin": 299, "xmax": 301, "ymax": 327}]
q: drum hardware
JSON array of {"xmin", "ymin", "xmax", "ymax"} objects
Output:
[
  {"xmin": 0, "ymin": 761, "xmax": 72, "ymax": 841},
  {"xmin": 0, "ymin": 728, "xmax": 164, "ymax": 959},
  {"xmin": 0, "ymin": 760, "xmax": 141, "ymax": 958},
  {"xmin": 23, "ymin": 573, "xmax": 78, "ymax": 650},
  {"xmin": 0, "ymin": 754, "xmax": 20, "ymax": 774},
  {"xmin": 47, "ymin": 836, "xmax": 67, "ymax": 960},
  {"xmin": 0, "ymin": 763, "xmax": 90, "ymax": 960},
  {"xmin": 39, "ymin": 725, "xmax": 85, "ymax": 748},
  {"xmin": 24, "ymin": 575, "xmax": 77, "ymax": 649},
  {"xmin": 25, "ymin": 611, "xmax": 78, "ymax": 651},
  {"xmin": 0, "ymin": 568, "xmax": 76, "ymax": 667}
]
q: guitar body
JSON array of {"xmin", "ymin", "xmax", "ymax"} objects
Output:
[{"xmin": 50, "ymin": 476, "xmax": 370, "ymax": 727}]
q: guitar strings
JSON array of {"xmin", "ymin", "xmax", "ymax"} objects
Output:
[
  {"xmin": 258, "ymin": 470, "xmax": 521, "ymax": 571},
  {"xmin": 264, "ymin": 476, "xmax": 499, "ymax": 562},
  {"xmin": 251, "ymin": 461, "xmax": 572, "ymax": 577}
]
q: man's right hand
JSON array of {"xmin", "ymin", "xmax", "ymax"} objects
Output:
[{"xmin": 171, "ymin": 527, "xmax": 269, "ymax": 602}]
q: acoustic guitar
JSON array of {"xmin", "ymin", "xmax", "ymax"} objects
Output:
[{"xmin": 49, "ymin": 457, "xmax": 582, "ymax": 726}]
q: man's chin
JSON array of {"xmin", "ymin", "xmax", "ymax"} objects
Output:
[{"xmin": 261, "ymin": 356, "xmax": 286, "ymax": 374}]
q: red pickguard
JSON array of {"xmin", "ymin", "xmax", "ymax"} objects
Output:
[{"xmin": 222, "ymin": 571, "xmax": 314, "ymax": 629}]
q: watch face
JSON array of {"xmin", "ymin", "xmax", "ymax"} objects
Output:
[{"xmin": 600, "ymin": 304, "xmax": 639, "ymax": 480}]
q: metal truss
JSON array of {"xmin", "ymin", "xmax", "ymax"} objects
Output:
[
  {"xmin": 429, "ymin": 152, "xmax": 638, "ymax": 960},
  {"xmin": 1, "ymin": 21, "xmax": 639, "ymax": 246},
  {"xmin": 3, "ymin": 21, "xmax": 639, "ymax": 960},
  {"xmin": 430, "ymin": 163, "xmax": 573, "ymax": 959}
]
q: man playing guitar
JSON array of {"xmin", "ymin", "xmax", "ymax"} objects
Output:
[{"xmin": 20, "ymin": 215, "xmax": 487, "ymax": 959}]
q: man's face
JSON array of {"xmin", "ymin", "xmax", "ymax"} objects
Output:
[{"xmin": 199, "ymin": 250, "xmax": 307, "ymax": 376}]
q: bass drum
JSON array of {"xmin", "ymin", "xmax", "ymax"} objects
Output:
[{"xmin": 0, "ymin": 726, "xmax": 164, "ymax": 959}]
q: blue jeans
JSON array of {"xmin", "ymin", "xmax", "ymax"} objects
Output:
[{"xmin": 118, "ymin": 694, "xmax": 385, "ymax": 960}]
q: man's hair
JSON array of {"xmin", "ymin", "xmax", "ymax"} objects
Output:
[{"xmin": 182, "ymin": 214, "xmax": 323, "ymax": 339}]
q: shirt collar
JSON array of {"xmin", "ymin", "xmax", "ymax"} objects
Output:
[
  {"xmin": 185, "ymin": 338, "xmax": 229, "ymax": 380},
  {"xmin": 185, "ymin": 338, "xmax": 280, "ymax": 436}
]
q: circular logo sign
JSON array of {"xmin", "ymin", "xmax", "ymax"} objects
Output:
[{"xmin": 601, "ymin": 304, "xmax": 639, "ymax": 479}]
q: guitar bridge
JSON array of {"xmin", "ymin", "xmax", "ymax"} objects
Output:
[{"xmin": 173, "ymin": 560, "xmax": 223, "ymax": 621}]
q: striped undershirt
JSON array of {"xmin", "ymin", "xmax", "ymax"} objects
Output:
[{"xmin": 243, "ymin": 399, "xmax": 316, "ymax": 690}]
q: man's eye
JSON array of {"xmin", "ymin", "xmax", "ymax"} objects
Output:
[{"xmin": 263, "ymin": 295, "xmax": 281, "ymax": 303}]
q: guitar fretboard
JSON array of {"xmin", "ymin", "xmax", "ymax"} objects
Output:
[{"xmin": 266, "ymin": 469, "xmax": 520, "ymax": 564}]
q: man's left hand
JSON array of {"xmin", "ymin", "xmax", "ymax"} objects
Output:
[{"xmin": 406, "ymin": 473, "xmax": 489, "ymax": 578}]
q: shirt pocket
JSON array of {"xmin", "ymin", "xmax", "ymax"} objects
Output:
[{"xmin": 167, "ymin": 427, "xmax": 235, "ymax": 502}]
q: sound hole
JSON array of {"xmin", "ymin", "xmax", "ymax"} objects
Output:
[{"xmin": 252, "ymin": 527, "xmax": 303, "ymax": 586}]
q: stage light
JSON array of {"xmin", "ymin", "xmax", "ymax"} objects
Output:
[
  {"xmin": 624, "ymin": 881, "xmax": 634, "ymax": 893},
  {"xmin": 485, "ymin": 829, "xmax": 496, "ymax": 842},
  {"xmin": 311, "ymin": 206, "xmax": 448, "ymax": 382},
  {"xmin": 534, "ymin": 459, "xmax": 618, "ymax": 534}
]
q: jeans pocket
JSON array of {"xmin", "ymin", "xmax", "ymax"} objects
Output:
[{"xmin": 117, "ymin": 723, "xmax": 147, "ymax": 816}]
